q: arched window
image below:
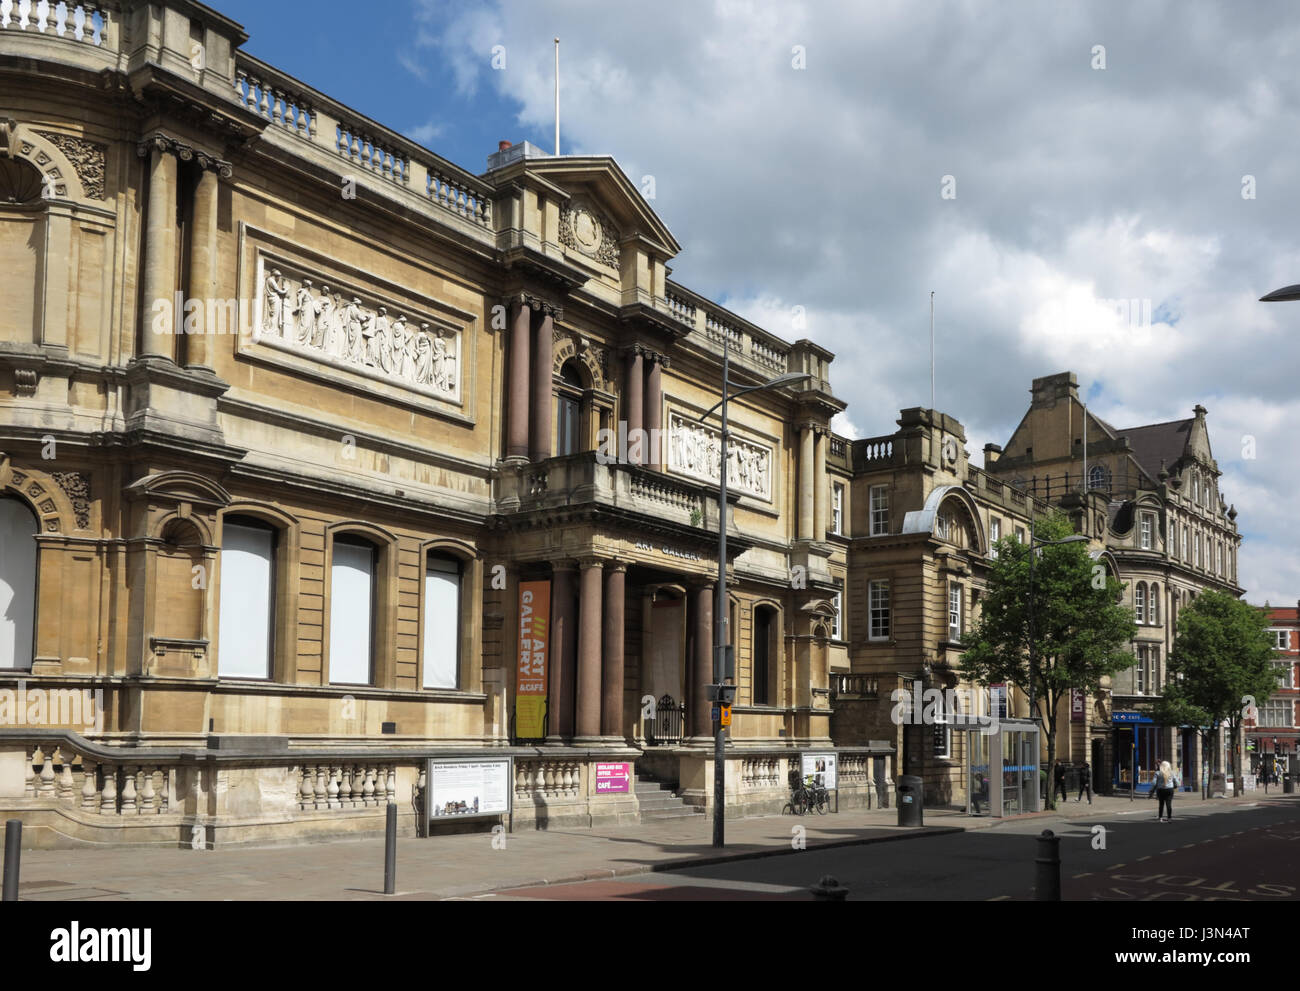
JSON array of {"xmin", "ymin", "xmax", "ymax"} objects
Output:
[
  {"xmin": 556, "ymin": 360, "xmax": 584, "ymax": 457},
  {"xmin": 217, "ymin": 516, "xmax": 277, "ymax": 680},
  {"xmin": 752, "ymin": 606, "xmax": 775, "ymax": 706},
  {"xmin": 330, "ymin": 536, "xmax": 377, "ymax": 685},
  {"xmin": 1135, "ymin": 582, "xmax": 1146, "ymax": 624},
  {"xmin": 0, "ymin": 158, "xmax": 46, "ymax": 204},
  {"xmin": 1149, "ymin": 584, "xmax": 1160, "ymax": 625},
  {"xmin": 423, "ymin": 552, "xmax": 462, "ymax": 689},
  {"xmin": 1088, "ymin": 465, "xmax": 1108, "ymax": 491},
  {"xmin": 0, "ymin": 497, "xmax": 38, "ymax": 670}
]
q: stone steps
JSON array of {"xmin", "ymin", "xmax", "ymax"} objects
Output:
[{"xmin": 634, "ymin": 774, "xmax": 703, "ymax": 822}]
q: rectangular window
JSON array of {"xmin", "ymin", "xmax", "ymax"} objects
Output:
[
  {"xmin": 869, "ymin": 580, "xmax": 890, "ymax": 641},
  {"xmin": 831, "ymin": 586, "xmax": 843, "ymax": 641},
  {"xmin": 1259, "ymin": 702, "xmax": 1295, "ymax": 727},
  {"xmin": 948, "ymin": 583, "xmax": 962, "ymax": 642},
  {"xmin": 1135, "ymin": 646, "xmax": 1147, "ymax": 695},
  {"xmin": 1181, "ymin": 526, "xmax": 1188, "ymax": 560},
  {"xmin": 1140, "ymin": 514, "xmax": 1153, "ymax": 549},
  {"xmin": 1270, "ymin": 630, "xmax": 1292, "ymax": 651},
  {"xmin": 1194, "ymin": 533, "xmax": 1201, "ymax": 567},
  {"xmin": 933, "ymin": 707, "xmax": 951, "ymax": 759},
  {"xmin": 330, "ymin": 539, "xmax": 375, "ymax": 685},
  {"xmin": 1135, "ymin": 584, "xmax": 1146, "ymax": 625},
  {"xmin": 423, "ymin": 555, "xmax": 461, "ymax": 689},
  {"xmin": 989, "ymin": 517, "xmax": 1001, "ymax": 558},
  {"xmin": 1015, "ymin": 526, "xmax": 1026, "ymax": 544},
  {"xmin": 936, "ymin": 513, "xmax": 951, "ymax": 541},
  {"xmin": 1272, "ymin": 660, "xmax": 1294, "ymax": 690},
  {"xmin": 217, "ymin": 521, "xmax": 275, "ymax": 680},
  {"xmin": 870, "ymin": 485, "xmax": 889, "ymax": 536},
  {"xmin": 832, "ymin": 483, "xmax": 845, "ymax": 535}
]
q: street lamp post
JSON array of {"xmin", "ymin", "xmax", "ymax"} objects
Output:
[
  {"xmin": 1025, "ymin": 518, "xmax": 1088, "ymax": 810},
  {"xmin": 697, "ymin": 338, "xmax": 810, "ymax": 848}
]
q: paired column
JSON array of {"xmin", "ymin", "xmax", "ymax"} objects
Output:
[
  {"xmin": 575, "ymin": 559, "xmax": 604, "ymax": 742},
  {"xmin": 139, "ymin": 137, "xmax": 179, "ymax": 357},
  {"xmin": 645, "ymin": 355, "xmax": 664, "ymax": 468},
  {"xmin": 813, "ymin": 428, "xmax": 829, "ymax": 541},
  {"xmin": 546, "ymin": 564, "xmax": 578, "ymax": 742},
  {"xmin": 185, "ymin": 157, "xmax": 230, "ymax": 371},
  {"xmin": 625, "ymin": 348, "xmax": 644, "ymax": 465},
  {"xmin": 529, "ymin": 307, "xmax": 554, "ymax": 463},
  {"xmin": 506, "ymin": 301, "xmax": 531, "ymax": 460},
  {"xmin": 601, "ymin": 562, "xmax": 627, "ymax": 739},
  {"xmin": 688, "ymin": 583, "xmax": 714, "ymax": 739},
  {"xmin": 798, "ymin": 424, "xmax": 815, "ymax": 541}
]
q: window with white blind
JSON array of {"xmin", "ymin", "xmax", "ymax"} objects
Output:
[
  {"xmin": 1140, "ymin": 514, "xmax": 1153, "ymax": 549},
  {"xmin": 870, "ymin": 485, "xmax": 889, "ymax": 536},
  {"xmin": 0, "ymin": 498, "xmax": 38, "ymax": 671},
  {"xmin": 217, "ymin": 519, "xmax": 276, "ymax": 680},
  {"xmin": 831, "ymin": 586, "xmax": 843, "ymax": 641},
  {"xmin": 423, "ymin": 554, "xmax": 461, "ymax": 689},
  {"xmin": 869, "ymin": 580, "xmax": 890, "ymax": 641},
  {"xmin": 1269, "ymin": 630, "xmax": 1292, "ymax": 651},
  {"xmin": 832, "ymin": 483, "xmax": 845, "ymax": 536},
  {"xmin": 948, "ymin": 583, "xmax": 963, "ymax": 641},
  {"xmin": 989, "ymin": 517, "xmax": 1001, "ymax": 558},
  {"xmin": 330, "ymin": 538, "xmax": 376, "ymax": 685},
  {"xmin": 1149, "ymin": 584, "xmax": 1160, "ymax": 625}
]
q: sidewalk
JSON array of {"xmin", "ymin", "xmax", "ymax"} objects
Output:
[{"xmin": 12, "ymin": 791, "xmax": 1292, "ymax": 901}]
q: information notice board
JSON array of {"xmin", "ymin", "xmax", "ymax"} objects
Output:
[{"xmin": 426, "ymin": 758, "xmax": 513, "ymax": 824}]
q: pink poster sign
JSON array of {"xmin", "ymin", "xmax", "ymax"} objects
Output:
[{"xmin": 595, "ymin": 763, "xmax": 631, "ymax": 794}]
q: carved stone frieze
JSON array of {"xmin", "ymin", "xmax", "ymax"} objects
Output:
[
  {"xmin": 34, "ymin": 130, "xmax": 107, "ymax": 199},
  {"xmin": 559, "ymin": 200, "xmax": 621, "ymax": 269},
  {"xmin": 667, "ymin": 410, "xmax": 772, "ymax": 501},
  {"xmin": 254, "ymin": 256, "xmax": 461, "ymax": 402}
]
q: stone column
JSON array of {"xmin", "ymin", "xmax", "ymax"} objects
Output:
[
  {"xmin": 547, "ymin": 564, "xmax": 578, "ymax": 742},
  {"xmin": 625, "ymin": 347, "xmax": 644, "ymax": 465},
  {"xmin": 798, "ymin": 424, "xmax": 814, "ymax": 541},
  {"xmin": 575, "ymin": 559, "xmax": 605, "ymax": 742},
  {"xmin": 185, "ymin": 165, "xmax": 220, "ymax": 370},
  {"xmin": 813, "ymin": 428, "xmax": 828, "ymax": 541},
  {"xmin": 690, "ymin": 583, "xmax": 714, "ymax": 740},
  {"xmin": 529, "ymin": 307, "xmax": 554, "ymax": 463},
  {"xmin": 506, "ymin": 300, "xmax": 531, "ymax": 460},
  {"xmin": 140, "ymin": 139, "xmax": 178, "ymax": 357},
  {"xmin": 601, "ymin": 562, "xmax": 627, "ymax": 739},
  {"xmin": 645, "ymin": 354, "xmax": 664, "ymax": 468}
]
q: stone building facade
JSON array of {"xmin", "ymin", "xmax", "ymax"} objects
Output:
[
  {"xmin": 0, "ymin": 0, "xmax": 884, "ymax": 847},
  {"xmin": 1247, "ymin": 603, "xmax": 1299, "ymax": 770},
  {"xmin": 985, "ymin": 372, "xmax": 1244, "ymax": 793}
]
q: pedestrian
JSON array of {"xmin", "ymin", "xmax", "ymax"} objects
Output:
[
  {"xmin": 1053, "ymin": 760, "xmax": 1068, "ymax": 804},
  {"xmin": 1076, "ymin": 761, "xmax": 1092, "ymax": 804},
  {"xmin": 1153, "ymin": 760, "xmax": 1178, "ymax": 821}
]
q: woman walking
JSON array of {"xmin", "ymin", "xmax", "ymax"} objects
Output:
[{"xmin": 1154, "ymin": 760, "xmax": 1179, "ymax": 821}]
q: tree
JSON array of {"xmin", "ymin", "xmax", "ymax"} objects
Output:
[
  {"xmin": 1152, "ymin": 590, "xmax": 1277, "ymax": 798},
  {"xmin": 960, "ymin": 513, "xmax": 1136, "ymax": 809}
]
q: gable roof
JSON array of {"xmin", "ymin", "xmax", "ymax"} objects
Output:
[{"xmin": 1115, "ymin": 418, "xmax": 1194, "ymax": 480}]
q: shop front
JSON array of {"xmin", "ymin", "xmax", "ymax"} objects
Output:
[{"xmin": 1112, "ymin": 710, "xmax": 1159, "ymax": 794}]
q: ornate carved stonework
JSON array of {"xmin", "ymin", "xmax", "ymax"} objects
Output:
[
  {"xmin": 667, "ymin": 410, "xmax": 772, "ymax": 501},
  {"xmin": 52, "ymin": 472, "xmax": 91, "ymax": 530},
  {"xmin": 35, "ymin": 130, "xmax": 107, "ymax": 200},
  {"xmin": 559, "ymin": 201, "xmax": 621, "ymax": 269},
  {"xmin": 254, "ymin": 256, "xmax": 461, "ymax": 402}
]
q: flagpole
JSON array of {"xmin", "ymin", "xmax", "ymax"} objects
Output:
[
  {"xmin": 554, "ymin": 38, "xmax": 561, "ymax": 155},
  {"xmin": 930, "ymin": 291, "xmax": 935, "ymax": 412}
]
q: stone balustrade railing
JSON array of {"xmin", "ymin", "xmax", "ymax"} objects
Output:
[
  {"xmin": 750, "ymin": 336, "xmax": 787, "ymax": 373},
  {"xmin": 22, "ymin": 744, "xmax": 173, "ymax": 816},
  {"xmin": 514, "ymin": 758, "xmax": 583, "ymax": 800},
  {"xmin": 297, "ymin": 762, "xmax": 398, "ymax": 812},
  {"xmin": 859, "ymin": 437, "xmax": 895, "ymax": 464},
  {"xmin": 837, "ymin": 754, "xmax": 872, "ymax": 786},
  {"xmin": 740, "ymin": 756, "xmax": 779, "ymax": 790},
  {"xmin": 0, "ymin": 0, "xmax": 113, "ymax": 49},
  {"xmin": 233, "ymin": 53, "xmax": 494, "ymax": 231},
  {"xmin": 628, "ymin": 470, "xmax": 702, "ymax": 515},
  {"xmin": 665, "ymin": 291, "xmax": 697, "ymax": 328},
  {"xmin": 705, "ymin": 312, "xmax": 745, "ymax": 351}
]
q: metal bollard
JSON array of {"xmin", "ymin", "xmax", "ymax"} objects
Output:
[
  {"xmin": 1035, "ymin": 828, "xmax": 1061, "ymax": 901},
  {"xmin": 810, "ymin": 874, "xmax": 849, "ymax": 901},
  {"xmin": 383, "ymin": 803, "xmax": 397, "ymax": 895},
  {"xmin": 3, "ymin": 820, "xmax": 21, "ymax": 903}
]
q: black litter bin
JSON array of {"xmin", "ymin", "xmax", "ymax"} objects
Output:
[
  {"xmin": 897, "ymin": 775, "xmax": 923, "ymax": 827},
  {"xmin": 1284, "ymin": 774, "xmax": 1294, "ymax": 795}
]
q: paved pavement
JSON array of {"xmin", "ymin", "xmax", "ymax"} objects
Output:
[{"xmin": 10, "ymin": 790, "xmax": 1292, "ymax": 901}]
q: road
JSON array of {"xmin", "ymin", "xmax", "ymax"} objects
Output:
[{"xmin": 484, "ymin": 797, "xmax": 1300, "ymax": 901}]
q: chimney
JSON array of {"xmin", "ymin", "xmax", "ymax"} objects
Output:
[
  {"xmin": 499, "ymin": 140, "xmax": 513, "ymax": 152},
  {"xmin": 1030, "ymin": 371, "xmax": 1080, "ymax": 410},
  {"xmin": 984, "ymin": 443, "xmax": 1002, "ymax": 466}
]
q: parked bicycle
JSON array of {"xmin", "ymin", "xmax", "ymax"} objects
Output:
[{"xmin": 786, "ymin": 774, "xmax": 830, "ymax": 815}]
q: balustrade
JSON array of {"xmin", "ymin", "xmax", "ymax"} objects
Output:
[
  {"xmin": 427, "ymin": 170, "xmax": 491, "ymax": 227},
  {"xmin": 296, "ymin": 762, "xmax": 399, "ymax": 812},
  {"xmin": 514, "ymin": 759, "xmax": 582, "ymax": 800},
  {"xmin": 665, "ymin": 292, "xmax": 697, "ymax": 327},
  {"xmin": 234, "ymin": 69, "xmax": 317, "ymax": 140},
  {"xmin": 0, "ymin": 1, "xmax": 111, "ymax": 48}
]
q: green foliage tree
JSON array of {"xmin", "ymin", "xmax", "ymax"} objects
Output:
[
  {"xmin": 1149, "ymin": 590, "xmax": 1277, "ymax": 797},
  {"xmin": 960, "ymin": 513, "xmax": 1136, "ymax": 809}
]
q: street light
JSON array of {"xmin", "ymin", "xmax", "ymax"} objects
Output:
[
  {"xmin": 1025, "ymin": 524, "xmax": 1088, "ymax": 810},
  {"xmin": 697, "ymin": 339, "xmax": 811, "ymax": 849}
]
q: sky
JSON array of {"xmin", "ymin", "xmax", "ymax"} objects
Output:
[{"xmin": 217, "ymin": 0, "xmax": 1300, "ymax": 606}]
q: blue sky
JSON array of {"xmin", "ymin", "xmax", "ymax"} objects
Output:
[{"xmin": 212, "ymin": 0, "xmax": 1300, "ymax": 605}]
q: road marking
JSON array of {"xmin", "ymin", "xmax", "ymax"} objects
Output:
[
  {"xmin": 1110, "ymin": 863, "xmax": 1125, "ymax": 870},
  {"xmin": 1137, "ymin": 855, "xmax": 1151, "ymax": 861},
  {"xmin": 988, "ymin": 895, "xmax": 1011, "ymax": 901},
  {"xmin": 1073, "ymin": 873, "xmax": 1092, "ymax": 879}
]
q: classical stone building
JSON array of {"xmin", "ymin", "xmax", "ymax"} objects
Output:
[
  {"xmin": 0, "ymin": 0, "xmax": 885, "ymax": 847},
  {"xmin": 986, "ymin": 372, "xmax": 1245, "ymax": 793}
]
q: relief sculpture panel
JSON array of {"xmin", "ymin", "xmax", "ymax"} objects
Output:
[
  {"xmin": 253, "ymin": 254, "xmax": 461, "ymax": 403},
  {"xmin": 667, "ymin": 410, "xmax": 772, "ymax": 501}
]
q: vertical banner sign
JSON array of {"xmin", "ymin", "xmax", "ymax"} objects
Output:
[
  {"xmin": 1071, "ymin": 688, "xmax": 1085, "ymax": 723},
  {"xmin": 516, "ymin": 581, "xmax": 551, "ymax": 739}
]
